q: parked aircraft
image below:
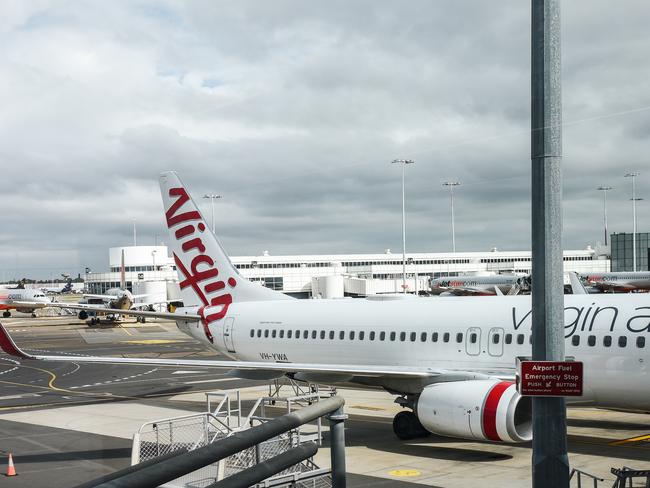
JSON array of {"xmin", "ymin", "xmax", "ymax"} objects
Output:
[
  {"xmin": 1, "ymin": 171, "xmax": 649, "ymax": 444},
  {"xmin": 429, "ymin": 274, "xmax": 530, "ymax": 296},
  {"xmin": 42, "ymin": 278, "xmax": 73, "ymax": 294},
  {"xmin": 0, "ymin": 288, "xmax": 51, "ymax": 317},
  {"xmin": 580, "ymin": 272, "xmax": 650, "ymax": 293}
]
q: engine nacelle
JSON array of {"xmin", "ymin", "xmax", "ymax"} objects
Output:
[{"xmin": 416, "ymin": 379, "xmax": 532, "ymax": 443}]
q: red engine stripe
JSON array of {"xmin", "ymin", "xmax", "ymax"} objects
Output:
[{"xmin": 482, "ymin": 381, "xmax": 513, "ymax": 441}]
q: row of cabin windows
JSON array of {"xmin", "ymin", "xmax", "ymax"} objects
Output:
[
  {"xmin": 571, "ymin": 334, "xmax": 645, "ymax": 349},
  {"xmin": 249, "ymin": 329, "xmax": 647, "ymax": 349},
  {"xmin": 250, "ymin": 329, "xmax": 532, "ymax": 345}
]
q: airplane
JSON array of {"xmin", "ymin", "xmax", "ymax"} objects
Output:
[
  {"xmin": 429, "ymin": 274, "xmax": 530, "ymax": 296},
  {"xmin": 0, "ymin": 288, "xmax": 52, "ymax": 317},
  {"xmin": 52, "ymin": 251, "xmax": 170, "ymax": 325},
  {"xmin": 1, "ymin": 170, "xmax": 649, "ymax": 445},
  {"xmin": 41, "ymin": 277, "xmax": 74, "ymax": 294},
  {"xmin": 580, "ymin": 271, "xmax": 650, "ymax": 293}
]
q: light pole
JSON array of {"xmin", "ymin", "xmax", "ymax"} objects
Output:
[
  {"xmin": 596, "ymin": 186, "xmax": 613, "ymax": 246},
  {"xmin": 203, "ymin": 194, "xmax": 222, "ymax": 233},
  {"xmin": 392, "ymin": 159, "xmax": 415, "ymax": 293},
  {"xmin": 151, "ymin": 249, "xmax": 157, "ymax": 272},
  {"xmin": 442, "ymin": 181, "xmax": 461, "ymax": 252},
  {"xmin": 132, "ymin": 219, "xmax": 137, "ymax": 246},
  {"xmin": 625, "ymin": 172, "xmax": 640, "ymax": 271}
]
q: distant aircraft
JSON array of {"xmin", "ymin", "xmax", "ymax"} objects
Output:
[
  {"xmin": 580, "ymin": 272, "xmax": 650, "ymax": 293},
  {"xmin": 0, "ymin": 288, "xmax": 51, "ymax": 317},
  {"xmin": 2, "ymin": 171, "xmax": 650, "ymax": 446},
  {"xmin": 52, "ymin": 251, "xmax": 169, "ymax": 325},
  {"xmin": 429, "ymin": 274, "xmax": 530, "ymax": 296},
  {"xmin": 41, "ymin": 277, "xmax": 73, "ymax": 294}
]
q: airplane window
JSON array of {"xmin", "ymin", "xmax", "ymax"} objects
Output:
[
  {"xmin": 588, "ymin": 335, "xmax": 596, "ymax": 347},
  {"xmin": 288, "ymin": 330, "xmax": 293, "ymax": 339},
  {"xmin": 443, "ymin": 333, "xmax": 450, "ymax": 343},
  {"xmin": 432, "ymin": 332, "xmax": 438, "ymax": 342},
  {"xmin": 571, "ymin": 335, "xmax": 580, "ymax": 346},
  {"xmin": 637, "ymin": 337, "xmax": 646, "ymax": 348},
  {"xmin": 320, "ymin": 331, "xmax": 325, "ymax": 339},
  {"xmin": 505, "ymin": 333, "xmax": 512, "ymax": 344},
  {"xmin": 380, "ymin": 331, "xmax": 386, "ymax": 341},
  {"xmin": 390, "ymin": 332, "xmax": 396, "ymax": 341},
  {"xmin": 295, "ymin": 330, "xmax": 300, "ymax": 338},
  {"xmin": 265, "ymin": 330, "xmax": 269, "ymax": 338},
  {"xmin": 250, "ymin": 329, "xmax": 254, "ymax": 338},
  {"xmin": 311, "ymin": 330, "xmax": 317, "ymax": 339},
  {"xmin": 350, "ymin": 331, "xmax": 356, "ymax": 340},
  {"xmin": 410, "ymin": 332, "xmax": 416, "ymax": 342},
  {"xmin": 471, "ymin": 333, "xmax": 478, "ymax": 344},
  {"xmin": 329, "ymin": 331, "xmax": 335, "ymax": 340},
  {"xmin": 400, "ymin": 332, "xmax": 406, "ymax": 342},
  {"xmin": 491, "ymin": 334, "xmax": 499, "ymax": 344},
  {"xmin": 272, "ymin": 330, "xmax": 277, "ymax": 338},
  {"xmin": 359, "ymin": 331, "xmax": 365, "ymax": 340},
  {"xmin": 421, "ymin": 332, "xmax": 427, "ymax": 342},
  {"xmin": 257, "ymin": 330, "xmax": 262, "ymax": 338},
  {"xmin": 339, "ymin": 331, "xmax": 345, "ymax": 340},
  {"xmin": 618, "ymin": 336, "xmax": 627, "ymax": 347},
  {"xmin": 456, "ymin": 333, "xmax": 463, "ymax": 343},
  {"xmin": 279, "ymin": 330, "xmax": 284, "ymax": 339},
  {"xmin": 517, "ymin": 334, "xmax": 524, "ymax": 345},
  {"xmin": 603, "ymin": 335, "xmax": 612, "ymax": 347},
  {"xmin": 370, "ymin": 331, "xmax": 376, "ymax": 341},
  {"xmin": 303, "ymin": 330, "xmax": 309, "ymax": 339}
]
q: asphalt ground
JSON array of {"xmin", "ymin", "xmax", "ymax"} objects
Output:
[{"xmin": 0, "ymin": 314, "xmax": 649, "ymax": 487}]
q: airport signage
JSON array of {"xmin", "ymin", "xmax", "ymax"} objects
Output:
[{"xmin": 516, "ymin": 360, "xmax": 583, "ymax": 397}]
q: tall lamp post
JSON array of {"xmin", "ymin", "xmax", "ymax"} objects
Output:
[
  {"xmin": 442, "ymin": 181, "xmax": 461, "ymax": 252},
  {"xmin": 203, "ymin": 194, "xmax": 223, "ymax": 233},
  {"xmin": 624, "ymin": 172, "xmax": 640, "ymax": 271},
  {"xmin": 392, "ymin": 159, "xmax": 415, "ymax": 293},
  {"xmin": 596, "ymin": 186, "xmax": 613, "ymax": 246}
]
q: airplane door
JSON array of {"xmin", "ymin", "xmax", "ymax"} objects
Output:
[
  {"xmin": 465, "ymin": 327, "xmax": 481, "ymax": 356},
  {"xmin": 488, "ymin": 327, "xmax": 504, "ymax": 357},
  {"xmin": 223, "ymin": 317, "xmax": 236, "ymax": 353}
]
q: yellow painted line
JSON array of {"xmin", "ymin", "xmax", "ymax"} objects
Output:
[
  {"xmin": 119, "ymin": 324, "xmax": 133, "ymax": 336},
  {"xmin": 121, "ymin": 339, "xmax": 184, "ymax": 345},
  {"xmin": 609, "ymin": 434, "xmax": 650, "ymax": 446},
  {"xmin": 350, "ymin": 405, "xmax": 385, "ymax": 411},
  {"xmin": 389, "ymin": 469, "xmax": 421, "ymax": 477}
]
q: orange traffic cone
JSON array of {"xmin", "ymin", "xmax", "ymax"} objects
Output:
[{"xmin": 5, "ymin": 453, "xmax": 17, "ymax": 477}]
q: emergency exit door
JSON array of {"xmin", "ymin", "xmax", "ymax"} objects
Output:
[{"xmin": 223, "ymin": 317, "xmax": 236, "ymax": 353}]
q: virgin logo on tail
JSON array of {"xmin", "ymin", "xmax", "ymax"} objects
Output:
[{"xmin": 165, "ymin": 187, "xmax": 237, "ymax": 342}]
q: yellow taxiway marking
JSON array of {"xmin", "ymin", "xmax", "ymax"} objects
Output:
[
  {"xmin": 609, "ymin": 433, "xmax": 650, "ymax": 446},
  {"xmin": 121, "ymin": 339, "xmax": 185, "ymax": 345},
  {"xmin": 350, "ymin": 405, "xmax": 385, "ymax": 411},
  {"xmin": 389, "ymin": 469, "xmax": 421, "ymax": 477}
]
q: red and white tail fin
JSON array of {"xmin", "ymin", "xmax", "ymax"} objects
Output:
[{"xmin": 159, "ymin": 171, "xmax": 291, "ymax": 309}]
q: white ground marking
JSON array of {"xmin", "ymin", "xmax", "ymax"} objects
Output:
[{"xmin": 183, "ymin": 378, "xmax": 240, "ymax": 385}]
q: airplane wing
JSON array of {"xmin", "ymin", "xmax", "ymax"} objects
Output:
[
  {"xmin": 48, "ymin": 303, "xmax": 200, "ymax": 321},
  {"xmin": 83, "ymin": 294, "xmax": 114, "ymax": 301},
  {"xmin": 1, "ymin": 300, "xmax": 48, "ymax": 307},
  {"xmin": 446, "ymin": 287, "xmax": 495, "ymax": 297},
  {"xmin": 0, "ymin": 323, "xmax": 514, "ymax": 381}
]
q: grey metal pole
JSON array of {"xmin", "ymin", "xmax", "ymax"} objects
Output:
[
  {"xmin": 597, "ymin": 186, "xmax": 612, "ymax": 246},
  {"xmin": 443, "ymin": 182, "xmax": 460, "ymax": 252},
  {"xmin": 328, "ymin": 405, "xmax": 347, "ymax": 488},
  {"xmin": 624, "ymin": 173, "xmax": 640, "ymax": 271},
  {"xmin": 392, "ymin": 160, "xmax": 414, "ymax": 293},
  {"xmin": 531, "ymin": 1, "xmax": 570, "ymax": 487}
]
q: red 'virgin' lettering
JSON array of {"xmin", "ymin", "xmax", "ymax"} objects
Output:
[
  {"xmin": 166, "ymin": 188, "xmax": 201, "ymax": 227},
  {"xmin": 182, "ymin": 237, "xmax": 206, "ymax": 254}
]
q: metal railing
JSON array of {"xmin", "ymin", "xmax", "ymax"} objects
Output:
[
  {"xmin": 569, "ymin": 468, "xmax": 604, "ymax": 488},
  {"xmin": 611, "ymin": 466, "xmax": 650, "ymax": 488},
  {"xmin": 76, "ymin": 396, "xmax": 346, "ymax": 488}
]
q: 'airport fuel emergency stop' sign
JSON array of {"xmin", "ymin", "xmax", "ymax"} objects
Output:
[{"xmin": 516, "ymin": 360, "xmax": 583, "ymax": 397}]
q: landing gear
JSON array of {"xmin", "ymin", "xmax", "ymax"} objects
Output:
[
  {"xmin": 392, "ymin": 411, "xmax": 430, "ymax": 440},
  {"xmin": 136, "ymin": 316, "xmax": 146, "ymax": 323},
  {"xmin": 90, "ymin": 317, "xmax": 97, "ymax": 326},
  {"xmin": 31, "ymin": 313, "xmax": 37, "ymax": 318},
  {"xmin": 2, "ymin": 311, "xmax": 10, "ymax": 318}
]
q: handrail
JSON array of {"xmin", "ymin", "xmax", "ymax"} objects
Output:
[
  {"xmin": 80, "ymin": 396, "xmax": 346, "ymax": 488},
  {"xmin": 569, "ymin": 468, "xmax": 604, "ymax": 488}
]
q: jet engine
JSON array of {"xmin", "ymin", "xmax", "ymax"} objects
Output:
[
  {"xmin": 414, "ymin": 379, "xmax": 532, "ymax": 443},
  {"xmin": 78, "ymin": 311, "xmax": 88, "ymax": 320}
]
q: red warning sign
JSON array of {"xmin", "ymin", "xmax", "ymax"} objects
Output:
[{"xmin": 517, "ymin": 360, "xmax": 583, "ymax": 397}]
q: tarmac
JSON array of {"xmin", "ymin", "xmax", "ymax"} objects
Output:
[{"xmin": 0, "ymin": 314, "xmax": 648, "ymax": 487}]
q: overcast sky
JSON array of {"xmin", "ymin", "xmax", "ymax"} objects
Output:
[{"xmin": 1, "ymin": 1, "xmax": 649, "ymax": 279}]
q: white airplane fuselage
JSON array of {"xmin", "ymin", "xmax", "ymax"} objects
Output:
[
  {"xmin": 0, "ymin": 288, "xmax": 51, "ymax": 314},
  {"xmin": 178, "ymin": 294, "xmax": 650, "ymax": 411}
]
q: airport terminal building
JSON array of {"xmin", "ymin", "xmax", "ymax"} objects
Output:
[{"xmin": 84, "ymin": 245, "xmax": 610, "ymax": 298}]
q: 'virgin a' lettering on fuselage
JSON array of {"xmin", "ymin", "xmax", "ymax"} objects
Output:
[{"xmin": 511, "ymin": 304, "xmax": 650, "ymax": 336}]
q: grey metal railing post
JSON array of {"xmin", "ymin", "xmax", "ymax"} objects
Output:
[{"xmin": 328, "ymin": 405, "xmax": 347, "ymax": 488}]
